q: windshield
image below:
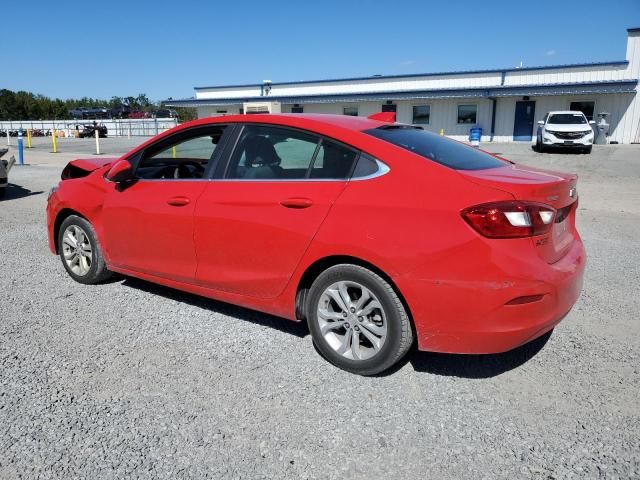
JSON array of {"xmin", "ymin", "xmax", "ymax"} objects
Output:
[
  {"xmin": 548, "ymin": 113, "xmax": 587, "ymax": 125},
  {"xmin": 364, "ymin": 126, "xmax": 508, "ymax": 170}
]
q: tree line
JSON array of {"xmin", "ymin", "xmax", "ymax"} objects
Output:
[{"xmin": 0, "ymin": 89, "xmax": 195, "ymax": 121}]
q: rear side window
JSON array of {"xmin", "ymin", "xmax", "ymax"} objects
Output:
[
  {"xmin": 226, "ymin": 125, "xmax": 359, "ymax": 180},
  {"xmin": 364, "ymin": 126, "xmax": 507, "ymax": 171},
  {"xmin": 227, "ymin": 125, "xmax": 319, "ymax": 180},
  {"xmin": 310, "ymin": 140, "xmax": 358, "ymax": 179}
]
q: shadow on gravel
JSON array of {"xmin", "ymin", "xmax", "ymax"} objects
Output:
[
  {"xmin": 0, "ymin": 183, "xmax": 44, "ymax": 201},
  {"xmin": 405, "ymin": 330, "xmax": 553, "ymax": 378},
  {"xmin": 121, "ymin": 277, "xmax": 310, "ymax": 338}
]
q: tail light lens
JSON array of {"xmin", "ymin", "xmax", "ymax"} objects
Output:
[{"xmin": 461, "ymin": 201, "xmax": 556, "ymax": 238}]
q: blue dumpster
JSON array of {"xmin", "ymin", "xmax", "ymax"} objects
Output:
[{"xmin": 469, "ymin": 127, "xmax": 482, "ymax": 147}]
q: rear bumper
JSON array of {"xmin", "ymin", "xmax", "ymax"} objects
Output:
[{"xmin": 403, "ymin": 237, "xmax": 586, "ymax": 354}]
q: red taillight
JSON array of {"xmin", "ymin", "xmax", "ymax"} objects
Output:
[{"xmin": 461, "ymin": 201, "xmax": 556, "ymax": 239}]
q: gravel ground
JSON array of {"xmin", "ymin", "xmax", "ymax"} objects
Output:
[{"xmin": 1, "ymin": 140, "xmax": 639, "ymax": 479}]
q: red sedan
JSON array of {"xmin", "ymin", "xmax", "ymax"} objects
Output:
[{"xmin": 46, "ymin": 114, "xmax": 586, "ymax": 375}]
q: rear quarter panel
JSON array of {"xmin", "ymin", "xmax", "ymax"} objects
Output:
[{"xmin": 287, "ymin": 144, "xmax": 516, "ymax": 322}]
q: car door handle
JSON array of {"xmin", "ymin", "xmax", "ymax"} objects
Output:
[
  {"xmin": 167, "ymin": 196, "xmax": 191, "ymax": 207},
  {"xmin": 280, "ymin": 197, "xmax": 313, "ymax": 209}
]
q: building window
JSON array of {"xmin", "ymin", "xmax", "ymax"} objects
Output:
[
  {"xmin": 570, "ymin": 101, "xmax": 595, "ymax": 121},
  {"xmin": 412, "ymin": 105, "xmax": 430, "ymax": 125},
  {"xmin": 343, "ymin": 106, "xmax": 358, "ymax": 116},
  {"xmin": 291, "ymin": 104, "xmax": 304, "ymax": 113},
  {"xmin": 457, "ymin": 104, "xmax": 477, "ymax": 124},
  {"xmin": 381, "ymin": 103, "xmax": 397, "ymax": 113}
]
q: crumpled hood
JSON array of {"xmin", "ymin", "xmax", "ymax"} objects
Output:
[{"xmin": 68, "ymin": 157, "xmax": 119, "ymax": 172}]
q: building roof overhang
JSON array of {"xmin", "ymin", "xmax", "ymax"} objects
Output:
[{"xmin": 164, "ymin": 80, "xmax": 638, "ymax": 107}]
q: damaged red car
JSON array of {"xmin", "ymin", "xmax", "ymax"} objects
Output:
[{"xmin": 46, "ymin": 113, "xmax": 585, "ymax": 375}]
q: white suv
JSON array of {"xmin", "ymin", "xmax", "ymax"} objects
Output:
[{"xmin": 536, "ymin": 111, "xmax": 595, "ymax": 153}]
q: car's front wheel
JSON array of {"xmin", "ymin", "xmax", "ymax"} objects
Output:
[
  {"xmin": 58, "ymin": 215, "xmax": 112, "ymax": 284},
  {"xmin": 307, "ymin": 264, "xmax": 414, "ymax": 375}
]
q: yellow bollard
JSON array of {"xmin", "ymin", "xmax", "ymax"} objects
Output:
[
  {"xmin": 52, "ymin": 130, "xmax": 58, "ymax": 153},
  {"xmin": 439, "ymin": 128, "xmax": 444, "ymax": 136},
  {"xmin": 27, "ymin": 129, "xmax": 32, "ymax": 148},
  {"xmin": 172, "ymin": 146, "xmax": 177, "ymax": 158}
]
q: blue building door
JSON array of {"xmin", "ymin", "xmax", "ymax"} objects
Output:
[{"xmin": 513, "ymin": 101, "xmax": 536, "ymax": 141}]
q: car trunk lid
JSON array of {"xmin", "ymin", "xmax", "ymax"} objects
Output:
[{"xmin": 460, "ymin": 163, "xmax": 578, "ymax": 263}]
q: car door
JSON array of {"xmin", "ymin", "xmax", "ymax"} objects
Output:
[
  {"xmin": 101, "ymin": 124, "xmax": 231, "ymax": 282},
  {"xmin": 194, "ymin": 124, "xmax": 359, "ymax": 298}
]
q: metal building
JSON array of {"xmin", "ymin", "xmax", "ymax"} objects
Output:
[{"xmin": 166, "ymin": 28, "xmax": 640, "ymax": 144}]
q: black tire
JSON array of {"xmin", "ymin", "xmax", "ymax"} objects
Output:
[
  {"xmin": 306, "ymin": 264, "xmax": 414, "ymax": 376},
  {"xmin": 0, "ymin": 187, "xmax": 6, "ymax": 198},
  {"xmin": 584, "ymin": 145, "xmax": 592, "ymax": 154},
  {"xmin": 58, "ymin": 215, "xmax": 112, "ymax": 284}
]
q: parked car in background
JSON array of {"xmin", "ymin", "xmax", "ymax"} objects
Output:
[
  {"xmin": 536, "ymin": 111, "xmax": 595, "ymax": 153},
  {"xmin": 47, "ymin": 113, "xmax": 586, "ymax": 375},
  {"xmin": 69, "ymin": 107, "xmax": 90, "ymax": 119},
  {"xmin": 152, "ymin": 108, "xmax": 178, "ymax": 118},
  {"xmin": 128, "ymin": 110, "xmax": 150, "ymax": 119},
  {"xmin": 69, "ymin": 106, "xmax": 109, "ymax": 120},
  {"xmin": 0, "ymin": 147, "xmax": 15, "ymax": 198},
  {"xmin": 110, "ymin": 105, "xmax": 131, "ymax": 119},
  {"xmin": 79, "ymin": 123, "xmax": 108, "ymax": 138}
]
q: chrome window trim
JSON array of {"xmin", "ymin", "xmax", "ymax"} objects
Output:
[
  {"xmin": 210, "ymin": 159, "xmax": 390, "ymax": 183},
  {"xmin": 349, "ymin": 159, "xmax": 390, "ymax": 181}
]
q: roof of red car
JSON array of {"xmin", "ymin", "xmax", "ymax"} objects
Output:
[{"xmin": 180, "ymin": 113, "xmax": 387, "ymax": 132}]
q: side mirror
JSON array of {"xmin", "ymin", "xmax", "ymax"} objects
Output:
[
  {"xmin": 105, "ymin": 159, "xmax": 133, "ymax": 183},
  {"xmin": 589, "ymin": 120, "xmax": 596, "ymax": 125},
  {"xmin": 537, "ymin": 120, "xmax": 545, "ymax": 126}
]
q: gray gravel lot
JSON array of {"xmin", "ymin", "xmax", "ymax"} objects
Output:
[{"xmin": 1, "ymin": 139, "xmax": 639, "ymax": 479}]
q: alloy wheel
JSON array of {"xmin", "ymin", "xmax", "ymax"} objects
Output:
[
  {"xmin": 317, "ymin": 281, "xmax": 388, "ymax": 361},
  {"xmin": 62, "ymin": 225, "xmax": 93, "ymax": 276}
]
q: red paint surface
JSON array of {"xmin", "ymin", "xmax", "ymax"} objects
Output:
[{"xmin": 47, "ymin": 114, "xmax": 586, "ymax": 354}]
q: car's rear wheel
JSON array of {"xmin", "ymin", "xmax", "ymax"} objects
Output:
[
  {"xmin": 58, "ymin": 215, "xmax": 112, "ymax": 284},
  {"xmin": 307, "ymin": 264, "xmax": 413, "ymax": 375}
]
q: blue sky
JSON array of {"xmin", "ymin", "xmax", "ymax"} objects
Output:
[{"xmin": 4, "ymin": 0, "xmax": 639, "ymax": 101}]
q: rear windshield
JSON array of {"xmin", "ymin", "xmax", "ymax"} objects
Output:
[
  {"xmin": 548, "ymin": 113, "xmax": 587, "ymax": 125},
  {"xmin": 364, "ymin": 126, "xmax": 507, "ymax": 170}
]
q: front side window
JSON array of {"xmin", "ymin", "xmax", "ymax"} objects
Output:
[
  {"xmin": 365, "ymin": 126, "xmax": 507, "ymax": 171},
  {"xmin": 136, "ymin": 126, "xmax": 227, "ymax": 179},
  {"xmin": 412, "ymin": 105, "xmax": 430, "ymax": 125},
  {"xmin": 457, "ymin": 104, "xmax": 477, "ymax": 124},
  {"xmin": 568, "ymin": 102, "xmax": 595, "ymax": 121}
]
